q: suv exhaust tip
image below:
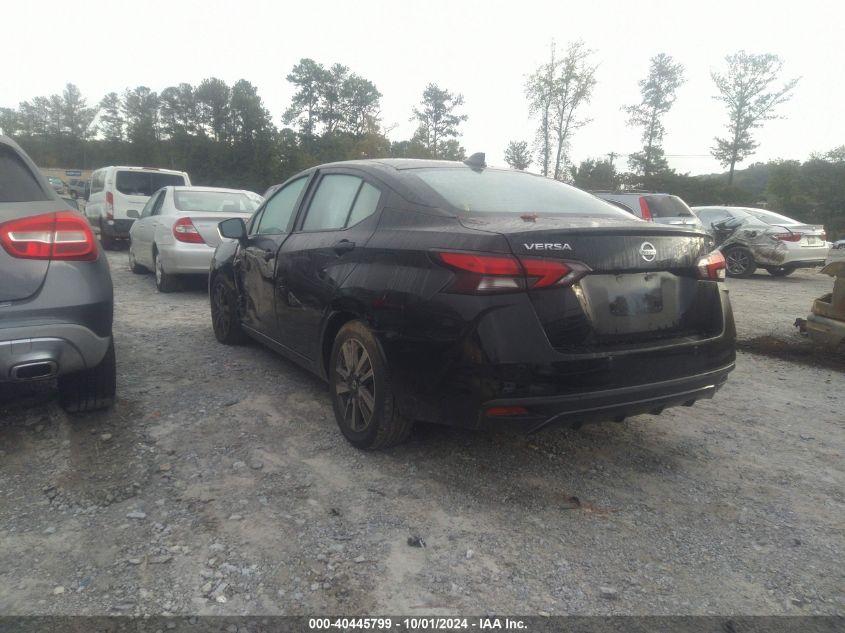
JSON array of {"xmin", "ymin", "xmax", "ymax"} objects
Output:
[{"xmin": 10, "ymin": 361, "xmax": 58, "ymax": 381}]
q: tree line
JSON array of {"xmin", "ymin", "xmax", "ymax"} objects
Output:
[{"xmin": 0, "ymin": 50, "xmax": 842, "ymax": 237}]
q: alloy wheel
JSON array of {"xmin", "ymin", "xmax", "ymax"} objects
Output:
[
  {"xmin": 725, "ymin": 250, "xmax": 750, "ymax": 276},
  {"xmin": 335, "ymin": 338, "xmax": 376, "ymax": 432}
]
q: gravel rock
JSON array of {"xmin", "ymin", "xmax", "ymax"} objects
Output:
[{"xmin": 125, "ymin": 511, "xmax": 146, "ymax": 520}]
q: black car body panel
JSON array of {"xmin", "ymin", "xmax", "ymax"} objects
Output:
[{"xmin": 211, "ymin": 159, "xmax": 735, "ymax": 432}]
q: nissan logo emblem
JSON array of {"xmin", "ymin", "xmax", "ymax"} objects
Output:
[{"xmin": 639, "ymin": 242, "xmax": 657, "ymax": 262}]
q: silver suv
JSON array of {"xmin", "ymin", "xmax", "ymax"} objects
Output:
[{"xmin": 593, "ymin": 191, "xmax": 703, "ymax": 228}]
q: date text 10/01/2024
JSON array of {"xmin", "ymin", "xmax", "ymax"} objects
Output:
[{"xmin": 308, "ymin": 618, "xmax": 527, "ymax": 630}]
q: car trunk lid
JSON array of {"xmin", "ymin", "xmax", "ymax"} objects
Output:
[
  {"xmin": 461, "ymin": 215, "xmax": 723, "ymax": 352},
  {"xmin": 178, "ymin": 212, "xmax": 254, "ymax": 247}
]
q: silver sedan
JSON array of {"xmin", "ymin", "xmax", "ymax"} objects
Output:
[{"xmin": 128, "ymin": 186, "xmax": 259, "ymax": 292}]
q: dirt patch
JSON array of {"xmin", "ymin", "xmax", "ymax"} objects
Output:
[{"xmin": 738, "ymin": 335, "xmax": 845, "ymax": 370}]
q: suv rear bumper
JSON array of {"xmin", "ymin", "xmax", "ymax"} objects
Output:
[
  {"xmin": 481, "ymin": 363, "xmax": 734, "ymax": 432},
  {"xmin": 101, "ymin": 218, "xmax": 134, "ymax": 239},
  {"xmin": 0, "ymin": 324, "xmax": 111, "ymax": 382}
]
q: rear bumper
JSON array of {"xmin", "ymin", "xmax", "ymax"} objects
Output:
[
  {"xmin": 805, "ymin": 313, "xmax": 845, "ymax": 349},
  {"xmin": 481, "ymin": 363, "xmax": 734, "ymax": 432},
  {"xmin": 777, "ymin": 253, "xmax": 828, "ymax": 267},
  {"xmin": 101, "ymin": 218, "xmax": 135, "ymax": 239},
  {"xmin": 158, "ymin": 242, "xmax": 216, "ymax": 274},
  {"xmin": 0, "ymin": 324, "xmax": 111, "ymax": 382}
]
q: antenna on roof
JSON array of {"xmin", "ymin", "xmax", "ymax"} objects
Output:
[{"xmin": 463, "ymin": 152, "xmax": 486, "ymax": 170}]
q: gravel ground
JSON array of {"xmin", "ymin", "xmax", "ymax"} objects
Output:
[
  {"xmin": 725, "ymin": 268, "xmax": 833, "ymax": 343},
  {"xmin": 0, "ymin": 251, "xmax": 842, "ymax": 616}
]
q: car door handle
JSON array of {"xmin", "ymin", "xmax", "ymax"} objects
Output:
[{"xmin": 332, "ymin": 239, "xmax": 355, "ymax": 254}]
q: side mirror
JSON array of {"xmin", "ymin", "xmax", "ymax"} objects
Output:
[
  {"xmin": 126, "ymin": 209, "xmax": 140, "ymax": 219},
  {"xmin": 219, "ymin": 217, "xmax": 247, "ymax": 242}
]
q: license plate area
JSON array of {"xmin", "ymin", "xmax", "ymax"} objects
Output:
[{"xmin": 578, "ymin": 272, "xmax": 690, "ymax": 336}]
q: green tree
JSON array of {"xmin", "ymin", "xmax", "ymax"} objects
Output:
[
  {"xmin": 159, "ymin": 83, "xmax": 198, "ymax": 138},
  {"xmin": 98, "ymin": 92, "xmax": 125, "ymax": 142},
  {"xmin": 504, "ymin": 140, "xmax": 531, "ymax": 170},
  {"xmin": 0, "ymin": 107, "xmax": 19, "ymax": 136},
  {"xmin": 711, "ymin": 51, "xmax": 799, "ymax": 184},
  {"xmin": 340, "ymin": 74, "xmax": 382, "ymax": 136},
  {"xmin": 196, "ymin": 78, "xmax": 231, "ymax": 142},
  {"xmin": 61, "ymin": 83, "xmax": 96, "ymax": 140},
  {"xmin": 625, "ymin": 54, "xmax": 685, "ymax": 176},
  {"xmin": 122, "ymin": 86, "xmax": 160, "ymax": 163},
  {"xmin": 283, "ymin": 58, "xmax": 327, "ymax": 137},
  {"xmin": 570, "ymin": 158, "xmax": 620, "ymax": 190},
  {"xmin": 411, "ymin": 83, "xmax": 467, "ymax": 159},
  {"xmin": 17, "ymin": 97, "xmax": 50, "ymax": 136},
  {"xmin": 526, "ymin": 41, "xmax": 597, "ymax": 179}
]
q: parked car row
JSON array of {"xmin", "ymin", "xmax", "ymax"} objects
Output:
[{"xmin": 8, "ymin": 137, "xmax": 837, "ymax": 448}]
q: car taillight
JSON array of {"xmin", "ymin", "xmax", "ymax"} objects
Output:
[
  {"xmin": 696, "ymin": 250, "xmax": 726, "ymax": 281},
  {"xmin": 0, "ymin": 211, "xmax": 98, "ymax": 261},
  {"xmin": 173, "ymin": 217, "xmax": 205, "ymax": 244},
  {"xmin": 105, "ymin": 191, "xmax": 114, "ymax": 219},
  {"xmin": 772, "ymin": 232, "xmax": 802, "ymax": 242},
  {"xmin": 434, "ymin": 251, "xmax": 590, "ymax": 294},
  {"xmin": 639, "ymin": 197, "xmax": 653, "ymax": 221}
]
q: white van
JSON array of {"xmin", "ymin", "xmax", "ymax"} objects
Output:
[{"xmin": 86, "ymin": 166, "xmax": 191, "ymax": 249}]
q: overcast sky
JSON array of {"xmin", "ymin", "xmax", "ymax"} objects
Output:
[{"xmin": 3, "ymin": 0, "xmax": 842, "ymax": 174}]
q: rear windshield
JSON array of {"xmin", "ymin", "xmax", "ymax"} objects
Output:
[
  {"xmin": 173, "ymin": 190, "xmax": 258, "ymax": 213},
  {"xmin": 414, "ymin": 168, "xmax": 627, "ymax": 217},
  {"xmin": 744, "ymin": 208, "xmax": 799, "ymax": 225},
  {"xmin": 643, "ymin": 195, "xmax": 693, "ymax": 217},
  {"xmin": 116, "ymin": 171, "xmax": 186, "ymax": 196},
  {"xmin": 0, "ymin": 147, "xmax": 49, "ymax": 202}
]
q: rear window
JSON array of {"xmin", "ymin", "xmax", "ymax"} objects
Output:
[
  {"xmin": 173, "ymin": 190, "xmax": 258, "ymax": 213},
  {"xmin": 643, "ymin": 195, "xmax": 693, "ymax": 218},
  {"xmin": 414, "ymin": 168, "xmax": 626, "ymax": 217},
  {"xmin": 0, "ymin": 147, "xmax": 49, "ymax": 202},
  {"xmin": 116, "ymin": 171, "xmax": 186, "ymax": 196},
  {"xmin": 744, "ymin": 208, "xmax": 799, "ymax": 226}
]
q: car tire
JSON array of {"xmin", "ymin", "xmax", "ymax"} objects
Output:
[
  {"xmin": 128, "ymin": 247, "xmax": 147, "ymax": 274},
  {"xmin": 154, "ymin": 250, "xmax": 178, "ymax": 293},
  {"xmin": 329, "ymin": 320, "xmax": 413, "ymax": 450},
  {"xmin": 211, "ymin": 275, "xmax": 247, "ymax": 345},
  {"xmin": 765, "ymin": 266, "xmax": 796, "ymax": 277},
  {"xmin": 723, "ymin": 246, "xmax": 757, "ymax": 278},
  {"xmin": 58, "ymin": 338, "xmax": 116, "ymax": 413}
]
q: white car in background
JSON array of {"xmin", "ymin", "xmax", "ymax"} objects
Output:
[
  {"xmin": 86, "ymin": 166, "xmax": 191, "ymax": 249},
  {"xmin": 128, "ymin": 186, "xmax": 260, "ymax": 292},
  {"xmin": 692, "ymin": 206, "xmax": 829, "ymax": 277}
]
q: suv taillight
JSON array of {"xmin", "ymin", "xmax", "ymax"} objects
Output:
[
  {"xmin": 696, "ymin": 250, "xmax": 726, "ymax": 281},
  {"xmin": 0, "ymin": 211, "xmax": 98, "ymax": 261},
  {"xmin": 638, "ymin": 197, "xmax": 654, "ymax": 221},
  {"xmin": 434, "ymin": 251, "xmax": 590, "ymax": 294},
  {"xmin": 173, "ymin": 217, "xmax": 205, "ymax": 244}
]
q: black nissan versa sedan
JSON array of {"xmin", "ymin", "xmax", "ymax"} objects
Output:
[
  {"xmin": 209, "ymin": 155, "xmax": 736, "ymax": 449},
  {"xmin": 0, "ymin": 135, "xmax": 115, "ymax": 411}
]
